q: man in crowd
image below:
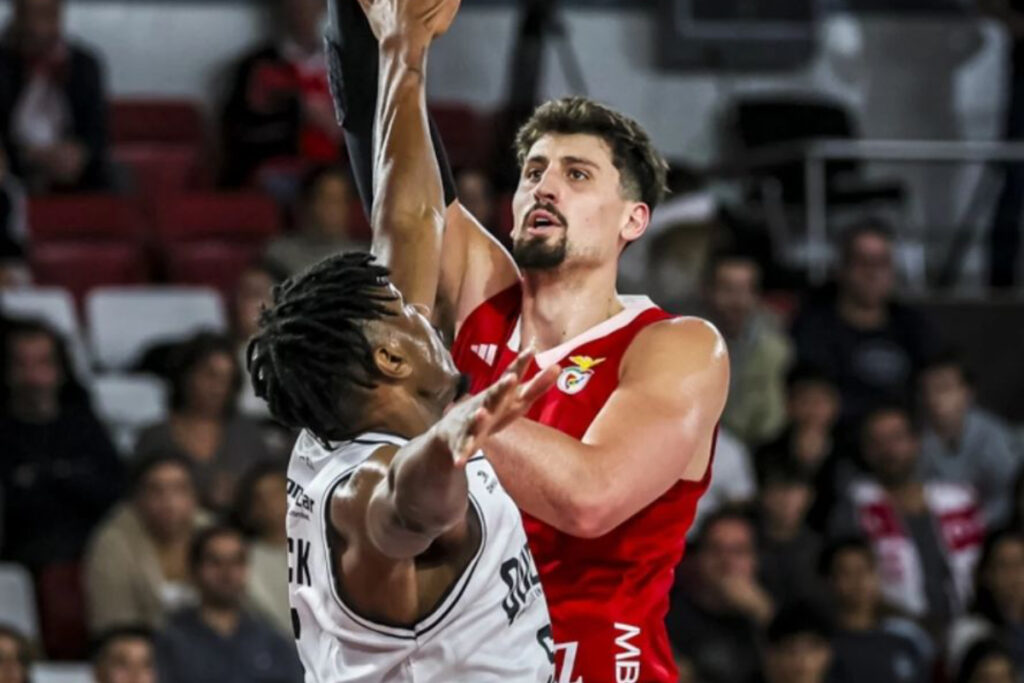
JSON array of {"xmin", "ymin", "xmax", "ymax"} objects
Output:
[{"xmin": 93, "ymin": 626, "xmax": 158, "ymax": 683}]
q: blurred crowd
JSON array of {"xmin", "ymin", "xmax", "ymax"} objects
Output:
[{"xmin": 1, "ymin": 0, "xmax": 1024, "ymax": 683}]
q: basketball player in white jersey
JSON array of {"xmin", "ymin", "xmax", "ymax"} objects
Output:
[{"xmin": 245, "ymin": 0, "xmax": 557, "ymax": 679}]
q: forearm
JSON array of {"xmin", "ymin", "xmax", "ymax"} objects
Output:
[
  {"xmin": 377, "ymin": 429, "xmax": 467, "ymax": 540},
  {"xmin": 484, "ymin": 420, "xmax": 612, "ymax": 538}
]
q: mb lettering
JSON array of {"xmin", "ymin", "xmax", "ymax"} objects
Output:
[{"xmin": 614, "ymin": 623, "xmax": 642, "ymax": 683}]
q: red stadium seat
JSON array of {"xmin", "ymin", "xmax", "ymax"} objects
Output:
[
  {"xmin": 430, "ymin": 102, "xmax": 489, "ymax": 169},
  {"xmin": 36, "ymin": 562, "xmax": 88, "ymax": 660},
  {"xmin": 31, "ymin": 243, "xmax": 148, "ymax": 303},
  {"xmin": 164, "ymin": 242, "xmax": 262, "ymax": 296},
  {"xmin": 28, "ymin": 195, "xmax": 144, "ymax": 243},
  {"xmin": 155, "ymin": 193, "xmax": 281, "ymax": 245},
  {"xmin": 111, "ymin": 98, "xmax": 206, "ymax": 147},
  {"xmin": 114, "ymin": 144, "xmax": 205, "ymax": 202}
]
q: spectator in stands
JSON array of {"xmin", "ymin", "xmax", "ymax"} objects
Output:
[
  {"xmin": 156, "ymin": 525, "xmax": 302, "ymax": 683},
  {"xmin": 0, "ymin": 624, "xmax": 30, "ymax": 683},
  {"xmin": 955, "ymin": 638, "xmax": 1020, "ymax": 683},
  {"xmin": 220, "ymin": 0, "xmax": 340, "ymax": 186},
  {"xmin": 134, "ymin": 333, "xmax": 277, "ymax": 512},
  {"xmin": 759, "ymin": 603, "xmax": 834, "ymax": 683},
  {"xmin": 791, "ymin": 220, "xmax": 939, "ymax": 427},
  {"xmin": 455, "ymin": 167, "xmax": 497, "ymax": 230},
  {"xmin": 230, "ymin": 261, "xmax": 285, "ymax": 421},
  {"xmin": 232, "ymin": 462, "xmax": 290, "ymax": 637},
  {"xmin": 756, "ymin": 366, "xmax": 842, "ymax": 532},
  {"xmin": 948, "ymin": 529, "xmax": 1024, "ymax": 677},
  {"xmin": 831, "ymin": 405, "xmax": 984, "ymax": 639},
  {"xmin": 754, "ymin": 453, "xmax": 822, "ymax": 607},
  {"xmin": 918, "ymin": 353, "xmax": 1022, "ymax": 526},
  {"xmin": 264, "ymin": 165, "xmax": 365, "ymax": 276},
  {"xmin": 821, "ymin": 537, "xmax": 934, "ymax": 683},
  {"xmin": 84, "ymin": 454, "xmax": 210, "ymax": 635},
  {"xmin": 0, "ymin": 151, "xmax": 29, "ymax": 290},
  {"xmin": 667, "ymin": 507, "xmax": 774, "ymax": 683},
  {"xmin": 92, "ymin": 626, "xmax": 157, "ymax": 683},
  {"xmin": 693, "ymin": 429, "xmax": 756, "ymax": 534},
  {"xmin": 0, "ymin": 0, "xmax": 111, "ymax": 192},
  {"xmin": 0, "ymin": 318, "xmax": 122, "ymax": 573},
  {"xmin": 703, "ymin": 251, "xmax": 790, "ymax": 447}
]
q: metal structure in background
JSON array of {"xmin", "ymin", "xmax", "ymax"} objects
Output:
[{"xmin": 731, "ymin": 139, "xmax": 1024, "ymax": 287}]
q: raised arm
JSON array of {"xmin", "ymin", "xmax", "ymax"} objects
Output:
[
  {"xmin": 486, "ymin": 318, "xmax": 730, "ymax": 538},
  {"xmin": 326, "ymin": 0, "xmax": 518, "ymax": 337}
]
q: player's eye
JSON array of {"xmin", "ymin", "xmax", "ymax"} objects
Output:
[
  {"xmin": 568, "ymin": 168, "xmax": 589, "ymax": 181},
  {"xmin": 525, "ymin": 168, "xmax": 543, "ymax": 182}
]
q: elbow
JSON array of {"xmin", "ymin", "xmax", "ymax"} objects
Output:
[{"xmin": 559, "ymin": 492, "xmax": 622, "ymax": 539}]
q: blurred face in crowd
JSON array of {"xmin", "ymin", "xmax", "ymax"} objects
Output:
[
  {"xmin": 281, "ymin": 0, "xmax": 324, "ymax": 48},
  {"xmin": 828, "ymin": 547, "xmax": 881, "ymax": 614},
  {"xmin": 457, "ymin": 169, "xmax": 496, "ymax": 228},
  {"xmin": 706, "ymin": 259, "xmax": 760, "ymax": 338},
  {"xmin": 862, "ymin": 410, "xmax": 919, "ymax": 487},
  {"xmin": 184, "ymin": 350, "xmax": 237, "ymax": 419},
  {"xmin": 306, "ymin": 171, "xmax": 353, "ymax": 240},
  {"xmin": 234, "ymin": 266, "xmax": 275, "ymax": 342},
  {"xmin": 788, "ymin": 380, "xmax": 839, "ymax": 432},
  {"xmin": 248, "ymin": 471, "xmax": 288, "ymax": 542},
  {"xmin": 760, "ymin": 478, "xmax": 813, "ymax": 536},
  {"xmin": 840, "ymin": 230, "xmax": 895, "ymax": 309},
  {"xmin": 7, "ymin": 330, "xmax": 62, "ymax": 422},
  {"xmin": 94, "ymin": 636, "xmax": 156, "ymax": 683},
  {"xmin": 764, "ymin": 634, "xmax": 832, "ymax": 683},
  {"xmin": 967, "ymin": 653, "xmax": 1018, "ymax": 683},
  {"xmin": 698, "ymin": 517, "xmax": 757, "ymax": 593},
  {"xmin": 982, "ymin": 536, "xmax": 1024, "ymax": 616},
  {"xmin": 14, "ymin": 0, "xmax": 63, "ymax": 58},
  {"xmin": 920, "ymin": 364, "xmax": 970, "ymax": 435},
  {"xmin": 0, "ymin": 633, "xmax": 27, "ymax": 683},
  {"xmin": 195, "ymin": 532, "xmax": 249, "ymax": 611},
  {"xmin": 136, "ymin": 462, "xmax": 197, "ymax": 542},
  {"xmin": 512, "ymin": 134, "xmax": 647, "ymax": 272}
]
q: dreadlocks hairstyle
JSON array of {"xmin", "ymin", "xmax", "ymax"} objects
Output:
[{"xmin": 246, "ymin": 252, "xmax": 398, "ymax": 444}]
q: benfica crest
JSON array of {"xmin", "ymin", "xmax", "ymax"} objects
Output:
[{"xmin": 557, "ymin": 356, "xmax": 606, "ymax": 395}]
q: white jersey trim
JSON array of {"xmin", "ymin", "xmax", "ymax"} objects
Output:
[{"xmin": 318, "ymin": 461, "xmax": 489, "ymax": 640}]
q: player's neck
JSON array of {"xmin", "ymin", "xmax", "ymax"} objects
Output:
[
  {"xmin": 358, "ymin": 389, "xmax": 439, "ymax": 441},
  {"xmin": 520, "ymin": 265, "xmax": 623, "ymax": 352}
]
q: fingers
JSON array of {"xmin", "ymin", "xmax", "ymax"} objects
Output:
[
  {"xmin": 482, "ymin": 372, "xmax": 517, "ymax": 413},
  {"xmin": 518, "ymin": 363, "xmax": 560, "ymax": 406},
  {"xmin": 505, "ymin": 346, "xmax": 535, "ymax": 382}
]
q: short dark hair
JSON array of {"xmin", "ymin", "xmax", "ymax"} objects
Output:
[
  {"xmin": 859, "ymin": 402, "xmax": 915, "ymax": 446},
  {"xmin": 168, "ymin": 332, "xmax": 241, "ymax": 415},
  {"xmin": 919, "ymin": 349, "xmax": 973, "ymax": 388},
  {"xmin": 785, "ymin": 364, "xmax": 836, "ymax": 394},
  {"xmin": 703, "ymin": 249, "xmax": 761, "ymax": 287},
  {"xmin": 818, "ymin": 536, "xmax": 875, "ymax": 578},
  {"xmin": 189, "ymin": 524, "xmax": 246, "ymax": 573},
  {"xmin": 1, "ymin": 316, "xmax": 90, "ymax": 415},
  {"xmin": 970, "ymin": 527, "xmax": 1024, "ymax": 625},
  {"xmin": 956, "ymin": 638, "xmax": 1017, "ymax": 683},
  {"xmin": 515, "ymin": 97, "xmax": 669, "ymax": 211},
  {"xmin": 765, "ymin": 601, "xmax": 833, "ymax": 645},
  {"xmin": 299, "ymin": 164, "xmax": 352, "ymax": 205},
  {"xmin": 247, "ymin": 252, "xmax": 398, "ymax": 444},
  {"xmin": 756, "ymin": 452, "xmax": 815, "ymax": 490},
  {"xmin": 694, "ymin": 504, "xmax": 754, "ymax": 552},
  {"xmin": 91, "ymin": 625, "xmax": 154, "ymax": 664},
  {"xmin": 231, "ymin": 461, "xmax": 286, "ymax": 537},
  {"xmin": 838, "ymin": 217, "xmax": 894, "ymax": 266},
  {"xmin": 128, "ymin": 453, "xmax": 196, "ymax": 497}
]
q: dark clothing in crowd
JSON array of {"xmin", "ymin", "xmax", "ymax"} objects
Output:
[
  {"xmin": 830, "ymin": 623, "xmax": 933, "ymax": 683},
  {"xmin": 791, "ymin": 291, "xmax": 938, "ymax": 425},
  {"xmin": 0, "ymin": 42, "xmax": 112, "ymax": 192},
  {"xmin": 0, "ymin": 404, "xmax": 122, "ymax": 569},
  {"xmin": 666, "ymin": 593, "xmax": 760, "ymax": 683},
  {"xmin": 156, "ymin": 607, "xmax": 303, "ymax": 683},
  {"xmin": 757, "ymin": 525, "xmax": 823, "ymax": 608}
]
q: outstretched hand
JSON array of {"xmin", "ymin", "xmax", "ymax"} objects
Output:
[
  {"xmin": 355, "ymin": 0, "xmax": 461, "ymax": 43},
  {"xmin": 440, "ymin": 349, "xmax": 560, "ymax": 467}
]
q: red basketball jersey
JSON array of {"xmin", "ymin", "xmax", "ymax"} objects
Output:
[{"xmin": 452, "ymin": 284, "xmax": 714, "ymax": 683}]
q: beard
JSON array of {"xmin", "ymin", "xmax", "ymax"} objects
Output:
[{"xmin": 513, "ymin": 231, "xmax": 568, "ymax": 270}]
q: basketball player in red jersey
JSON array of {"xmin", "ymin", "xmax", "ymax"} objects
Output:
[{"xmin": 327, "ymin": 2, "xmax": 729, "ymax": 680}]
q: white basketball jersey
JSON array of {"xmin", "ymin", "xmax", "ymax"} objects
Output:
[{"xmin": 286, "ymin": 430, "xmax": 555, "ymax": 683}]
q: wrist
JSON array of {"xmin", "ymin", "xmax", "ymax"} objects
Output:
[{"xmin": 379, "ymin": 33, "xmax": 429, "ymax": 68}]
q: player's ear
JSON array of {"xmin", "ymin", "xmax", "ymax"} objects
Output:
[
  {"xmin": 621, "ymin": 201, "xmax": 649, "ymax": 245},
  {"xmin": 373, "ymin": 340, "xmax": 413, "ymax": 380}
]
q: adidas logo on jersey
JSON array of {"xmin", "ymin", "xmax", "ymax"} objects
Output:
[{"xmin": 471, "ymin": 344, "xmax": 498, "ymax": 366}]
